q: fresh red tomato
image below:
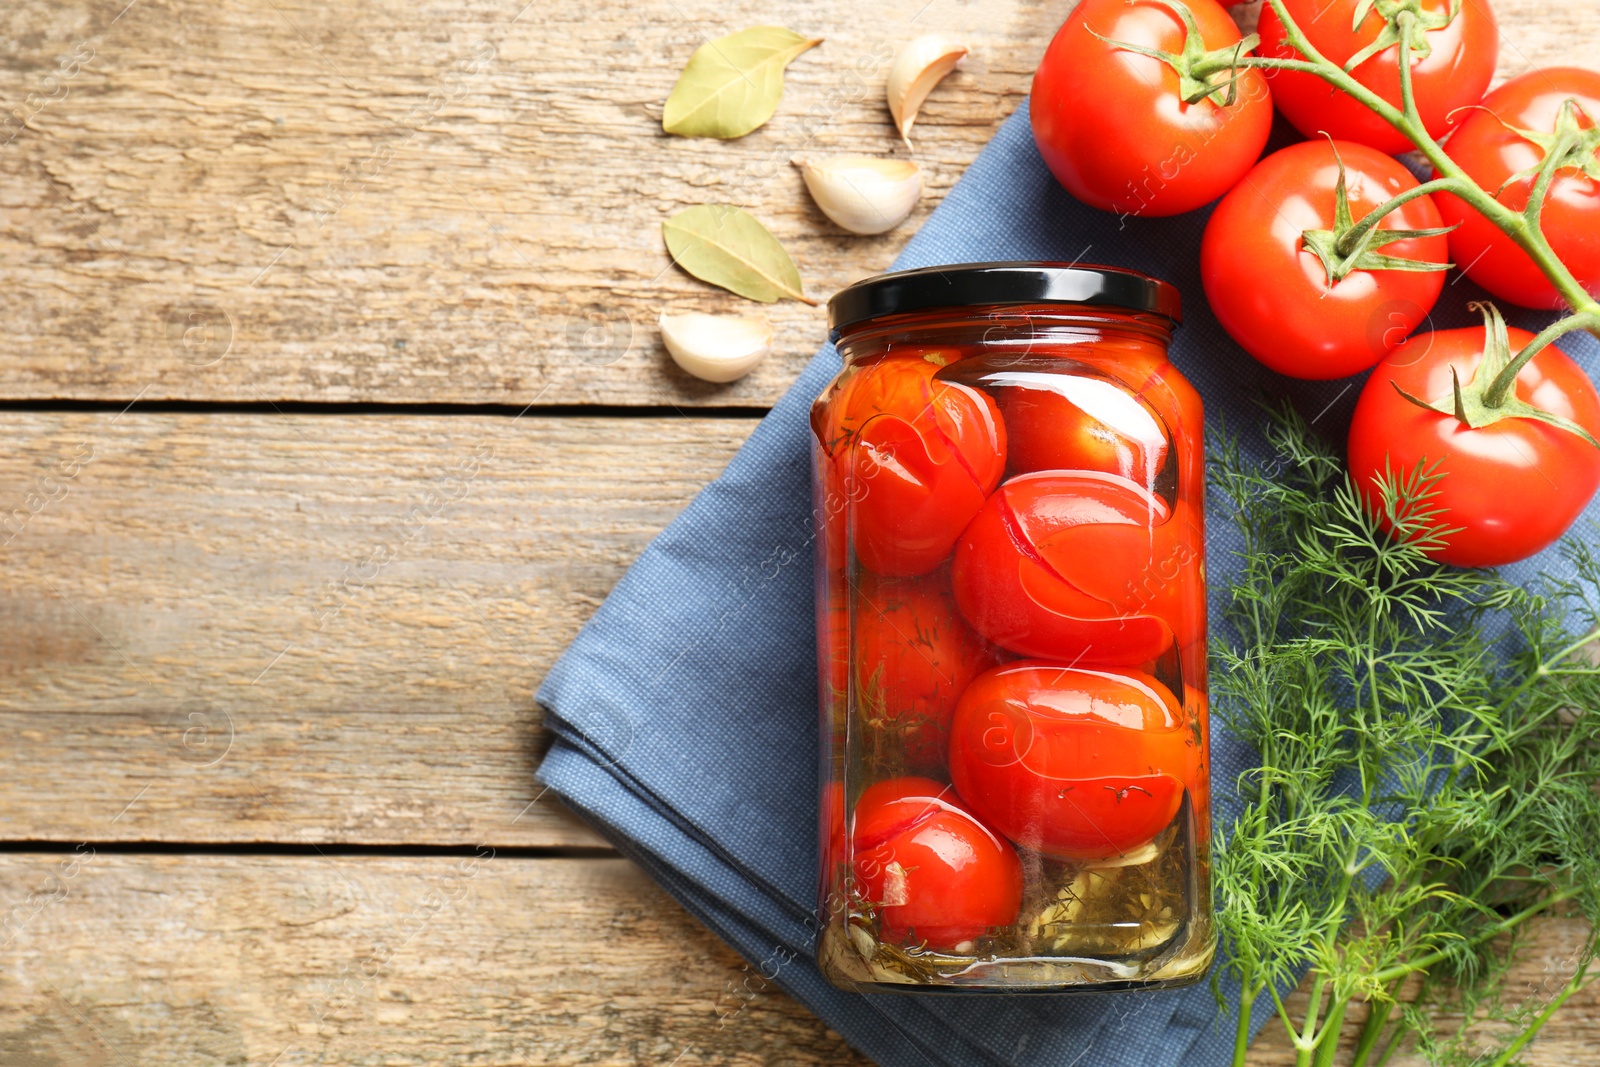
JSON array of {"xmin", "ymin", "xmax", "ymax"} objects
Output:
[
  {"xmin": 850, "ymin": 777, "xmax": 1023, "ymax": 949},
  {"xmin": 1258, "ymin": 0, "xmax": 1498, "ymax": 155},
  {"xmin": 948, "ymin": 663, "xmax": 1195, "ymax": 860},
  {"xmin": 950, "ymin": 471, "xmax": 1204, "ymax": 664},
  {"xmin": 812, "ymin": 353, "xmax": 1005, "ymax": 576},
  {"xmin": 1434, "ymin": 68, "xmax": 1600, "ymax": 310},
  {"xmin": 1202, "ymin": 140, "xmax": 1450, "ymax": 380},
  {"xmin": 1031, "ymin": 0, "xmax": 1273, "ymax": 218},
  {"xmin": 990, "ymin": 366, "xmax": 1172, "ymax": 486},
  {"xmin": 1348, "ymin": 310, "xmax": 1600, "ymax": 566},
  {"xmin": 852, "ymin": 568, "xmax": 1002, "ymax": 774}
]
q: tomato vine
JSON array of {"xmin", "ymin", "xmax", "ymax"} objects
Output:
[{"xmin": 1246, "ymin": 0, "xmax": 1600, "ymax": 326}]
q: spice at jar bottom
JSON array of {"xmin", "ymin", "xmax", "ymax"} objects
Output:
[{"xmin": 811, "ymin": 262, "xmax": 1215, "ymax": 993}]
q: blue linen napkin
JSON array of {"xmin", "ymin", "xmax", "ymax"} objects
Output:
[{"xmin": 536, "ymin": 100, "xmax": 1600, "ymax": 1066}]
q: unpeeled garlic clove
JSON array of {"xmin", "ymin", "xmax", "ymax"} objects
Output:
[
  {"xmin": 886, "ymin": 35, "xmax": 969, "ymax": 148},
  {"xmin": 793, "ymin": 156, "xmax": 923, "ymax": 235},
  {"xmin": 658, "ymin": 311, "xmax": 773, "ymax": 383}
]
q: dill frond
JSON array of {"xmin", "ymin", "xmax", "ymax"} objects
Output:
[{"xmin": 1211, "ymin": 403, "xmax": 1600, "ymax": 1067}]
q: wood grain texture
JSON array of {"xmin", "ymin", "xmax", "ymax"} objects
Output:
[
  {"xmin": 0, "ymin": 0, "xmax": 1051, "ymax": 407},
  {"xmin": 0, "ymin": 854, "xmax": 873, "ymax": 1066},
  {"xmin": 5, "ymin": 0, "xmax": 1589, "ymax": 409},
  {"xmin": 0, "ymin": 411, "xmax": 754, "ymax": 845},
  {"xmin": 0, "ymin": 852, "xmax": 1590, "ymax": 1066}
]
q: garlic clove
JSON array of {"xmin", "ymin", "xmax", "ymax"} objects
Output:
[
  {"xmin": 658, "ymin": 311, "xmax": 773, "ymax": 383},
  {"xmin": 1080, "ymin": 838, "xmax": 1164, "ymax": 870},
  {"xmin": 793, "ymin": 156, "xmax": 923, "ymax": 236},
  {"xmin": 886, "ymin": 35, "xmax": 969, "ymax": 149}
]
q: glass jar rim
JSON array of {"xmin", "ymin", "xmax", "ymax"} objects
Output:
[{"xmin": 827, "ymin": 261, "xmax": 1182, "ymax": 341}]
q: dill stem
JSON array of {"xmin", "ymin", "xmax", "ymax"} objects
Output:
[
  {"xmin": 1311, "ymin": 995, "xmax": 1348, "ymax": 1067},
  {"xmin": 1539, "ymin": 628, "xmax": 1600, "ymax": 676},
  {"xmin": 1269, "ymin": 984, "xmax": 1302, "ymax": 1053},
  {"xmin": 1349, "ymin": 984, "xmax": 1400, "ymax": 1067},
  {"xmin": 1232, "ymin": 985, "xmax": 1256, "ymax": 1067},
  {"xmin": 1296, "ymin": 921, "xmax": 1354, "ymax": 1064},
  {"xmin": 1294, "ymin": 972, "xmax": 1328, "ymax": 1067},
  {"xmin": 1493, "ymin": 627, "xmax": 1600, "ymax": 718},
  {"xmin": 1370, "ymin": 890, "xmax": 1577, "ymax": 985},
  {"xmin": 1485, "ymin": 959, "xmax": 1594, "ymax": 1067},
  {"xmin": 1293, "ymin": 790, "xmax": 1370, "ymax": 1064},
  {"xmin": 1373, "ymin": 1026, "xmax": 1404, "ymax": 1067}
]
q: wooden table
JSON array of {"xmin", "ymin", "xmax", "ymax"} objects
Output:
[{"xmin": 2, "ymin": 0, "xmax": 1596, "ymax": 1062}]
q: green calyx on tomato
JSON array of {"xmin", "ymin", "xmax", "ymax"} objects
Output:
[
  {"xmin": 1259, "ymin": 0, "xmax": 1496, "ymax": 155},
  {"xmin": 1089, "ymin": 0, "xmax": 1260, "ymax": 107},
  {"xmin": 1033, "ymin": 0, "xmax": 1273, "ymax": 216},
  {"xmin": 1341, "ymin": 0, "xmax": 1460, "ymax": 73},
  {"xmin": 1299, "ymin": 143, "xmax": 1456, "ymax": 286},
  {"xmin": 1490, "ymin": 98, "xmax": 1600, "ymax": 194},
  {"xmin": 1392, "ymin": 302, "xmax": 1600, "ymax": 451},
  {"xmin": 1433, "ymin": 69, "xmax": 1600, "ymax": 309}
]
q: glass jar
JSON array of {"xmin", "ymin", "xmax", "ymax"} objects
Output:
[{"xmin": 811, "ymin": 262, "xmax": 1213, "ymax": 992}]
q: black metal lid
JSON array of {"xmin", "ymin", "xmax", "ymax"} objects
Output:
[{"xmin": 827, "ymin": 261, "xmax": 1182, "ymax": 339}]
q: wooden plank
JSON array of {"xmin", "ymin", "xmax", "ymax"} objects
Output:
[
  {"xmin": 0, "ymin": 412, "xmax": 755, "ymax": 845},
  {"xmin": 0, "ymin": 853, "xmax": 873, "ymax": 1066},
  {"xmin": 5, "ymin": 0, "xmax": 1591, "ymax": 409},
  {"xmin": 0, "ymin": 851, "xmax": 1590, "ymax": 1065},
  {"xmin": 0, "ymin": 0, "xmax": 1049, "ymax": 407}
]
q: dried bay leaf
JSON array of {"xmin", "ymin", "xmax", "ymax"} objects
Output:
[
  {"xmin": 662, "ymin": 204, "xmax": 815, "ymax": 304},
  {"xmin": 662, "ymin": 27, "xmax": 822, "ymax": 139}
]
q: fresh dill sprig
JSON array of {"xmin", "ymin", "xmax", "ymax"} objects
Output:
[{"xmin": 1209, "ymin": 403, "xmax": 1600, "ymax": 1067}]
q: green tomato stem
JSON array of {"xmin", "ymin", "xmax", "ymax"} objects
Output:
[
  {"xmin": 1395, "ymin": 12, "xmax": 1420, "ymax": 120},
  {"xmin": 1335, "ymin": 177, "xmax": 1463, "ymax": 257},
  {"xmin": 1486, "ymin": 311, "xmax": 1600, "ymax": 407},
  {"xmin": 1522, "ymin": 104, "xmax": 1579, "ymax": 238}
]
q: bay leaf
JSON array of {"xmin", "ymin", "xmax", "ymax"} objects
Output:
[
  {"xmin": 662, "ymin": 204, "xmax": 815, "ymax": 305},
  {"xmin": 662, "ymin": 26, "xmax": 823, "ymax": 139}
]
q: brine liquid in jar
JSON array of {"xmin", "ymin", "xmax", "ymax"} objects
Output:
[{"xmin": 813, "ymin": 263, "xmax": 1214, "ymax": 992}]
